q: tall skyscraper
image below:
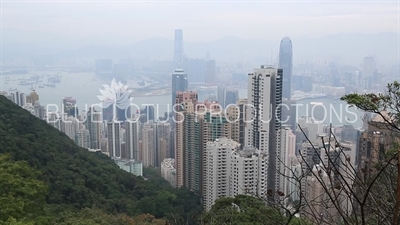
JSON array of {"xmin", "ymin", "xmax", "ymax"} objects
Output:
[
  {"xmin": 174, "ymin": 29, "xmax": 183, "ymax": 68},
  {"xmin": 142, "ymin": 122, "xmax": 156, "ymax": 167},
  {"xmin": 279, "ymin": 37, "xmax": 293, "ymax": 100},
  {"xmin": 171, "ymin": 68, "xmax": 188, "ymax": 110},
  {"xmin": 85, "ymin": 107, "xmax": 101, "ymax": 149},
  {"xmin": 175, "ymin": 91, "xmax": 198, "ymax": 188},
  {"xmin": 246, "ymin": 65, "xmax": 282, "ymax": 196},
  {"xmin": 107, "ymin": 120, "xmax": 121, "ymax": 157},
  {"xmin": 203, "ymin": 138, "xmax": 267, "ymax": 211},
  {"xmin": 125, "ymin": 118, "xmax": 140, "ymax": 160}
]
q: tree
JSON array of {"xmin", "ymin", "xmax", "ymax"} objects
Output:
[
  {"xmin": 240, "ymin": 82, "xmax": 400, "ymax": 225},
  {"xmin": 0, "ymin": 154, "xmax": 48, "ymax": 223},
  {"xmin": 341, "ymin": 81, "xmax": 400, "ymax": 224}
]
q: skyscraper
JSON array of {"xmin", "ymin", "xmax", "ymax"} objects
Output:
[
  {"xmin": 107, "ymin": 120, "xmax": 121, "ymax": 157},
  {"xmin": 175, "ymin": 91, "xmax": 198, "ymax": 188},
  {"xmin": 174, "ymin": 29, "xmax": 183, "ymax": 68},
  {"xmin": 125, "ymin": 118, "xmax": 140, "ymax": 160},
  {"xmin": 171, "ymin": 68, "xmax": 188, "ymax": 110},
  {"xmin": 246, "ymin": 65, "xmax": 283, "ymax": 195},
  {"xmin": 203, "ymin": 138, "xmax": 267, "ymax": 211},
  {"xmin": 279, "ymin": 37, "xmax": 293, "ymax": 100},
  {"xmin": 85, "ymin": 107, "xmax": 101, "ymax": 149}
]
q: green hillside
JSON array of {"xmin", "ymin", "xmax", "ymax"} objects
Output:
[{"xmin": 0, "ymin": 95, "xmax": 201, "ymax": 224}]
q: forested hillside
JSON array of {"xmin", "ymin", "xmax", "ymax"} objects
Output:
[{"xmin": 0, "ymin": 95, "xmax": 201, "ymax": 224}]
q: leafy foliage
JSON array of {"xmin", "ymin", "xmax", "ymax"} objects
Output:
[
  {"xmin": 0, "ymin": 154, "xmax": 47, "ymax": 223},
  {"xmin": 202, "ymin": 195, "xmax": 309, "ymax": 225},
  {"xmin": 0, "ymin": 96, "xmax": 201, "ymax": 224}
]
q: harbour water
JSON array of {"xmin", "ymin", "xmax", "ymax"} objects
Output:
[{"xmin": 0, "ymin": 71, "xmax": 365, "ymax": 128}]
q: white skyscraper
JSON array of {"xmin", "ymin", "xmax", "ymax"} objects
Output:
[
  {"xmin": 203, "ymin": 138, "xmax": 267, "ymax": 211},
  {"xmin": 125, "ymin": 118, "xmax": 140, "ymax": 160},
  {"xmin": 245, "ymin": 65, "xmax": 283, "ymax": 195},
  {"xmin": 107, "ymin": 120, "xmax": 121, "ymax": 158},
  {"xmin": 279, "ymin": 126, "xmax": 296, "ymax": 197}
]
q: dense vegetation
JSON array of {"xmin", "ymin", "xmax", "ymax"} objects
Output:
[{"xmin": 0, "ymin": 95, "xmax": 201, "ymax": 224}]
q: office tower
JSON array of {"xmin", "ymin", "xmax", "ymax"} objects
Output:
[
  {"xmin": 279, "ymin": 37, "xmax": 293, "ymax": 100},
  {"xmin": 362, "ymin": 57, "xmax": 376, "ymax": 88},
  {"xmin": 224, "ymin": 90, "xmax": 238, "ymax": 108},
  {"xmin": 246, "ymin": 65, "xmax": 283, "ymax": 195},
  {"xmin": 205, "ymin": 60, "xmax": 216, "ymax": 85},
  {"xmin": 107, "ymin": 120, "xmax": 121, "ymax": 157},
  {"xmin": 186, "ymin": 58, "xmax": 206, "ymax": 83},
  {"xmin": 125, "ymin": 118, "xmax": 140, "ymax": 160},
  {"xmin": 171, "ymin": 68, "xmax": 189, "ymax": 110},
  {"xmin": 203, "ymin": 138, "xmax": 267, "ymax": 211},
  {"xmin": 281, "ymin": 99, "xmax": 298, "ymax": 131},
  {"xmin": 85, "ymin": 107, "xmax": 101, "ymax": 149},
  {"xmin": 217, "ymin": 85, "xmax": 227, "ymax": 108},
  {"xmin": 63, "ymin": 97, "xmax": 78, "ymax": 117},
  {"xmin": 76, "ymin": 126, "xmax": 90, "ymax": 149},
  {"xmin": 26, "ymin": 91, "xmax": 39, "ymax": 104},
  {"xmin": 142, "ymin": 122, "xmax": 156, "ymax": 167},
  {"xmin": 174, "ymin": 29, "xmax": 184, "ymax": 68},
  {"xmin": 161, "ymin": 158, "xmax": 177, "ymax": 187}
]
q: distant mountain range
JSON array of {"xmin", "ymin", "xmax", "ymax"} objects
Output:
[{"xmin": 2, "ymin": 28, "xmax": 399, "ymax": 66}]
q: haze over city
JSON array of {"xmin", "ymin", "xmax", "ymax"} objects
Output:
[{"xmin": 1, "ymin": 1, "xmax": 400, "ymax": 224}]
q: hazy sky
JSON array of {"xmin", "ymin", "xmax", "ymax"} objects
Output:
[{"xmin": 2, "ymin": 0, "xmax": 399, "ymax": 43}]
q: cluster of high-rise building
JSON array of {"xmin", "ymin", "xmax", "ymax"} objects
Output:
[
  {"xmin": 3, "ymin": 28, "xmax": 394, "ymax": 221},
  {"xmin": 164, "ymin": 32, "xmax": 371, "ymax": 222}
]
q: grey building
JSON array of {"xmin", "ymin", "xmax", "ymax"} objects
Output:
[
  {"xmin": 279, "ymin": 37, "xmax": 293, "ymax": 100},
  {"xmin": 171, "ymin": 68, "xmax": 188, "ymax": 110}
]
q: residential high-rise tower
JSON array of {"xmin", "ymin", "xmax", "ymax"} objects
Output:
[{"xmin": 246, "ymin": 65, "xmax": 283, "ymax": 196}]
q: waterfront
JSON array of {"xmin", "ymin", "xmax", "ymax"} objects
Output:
[{"xmin": 0, "ymin": 71, "xmax": 365, "ymax": 128}]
